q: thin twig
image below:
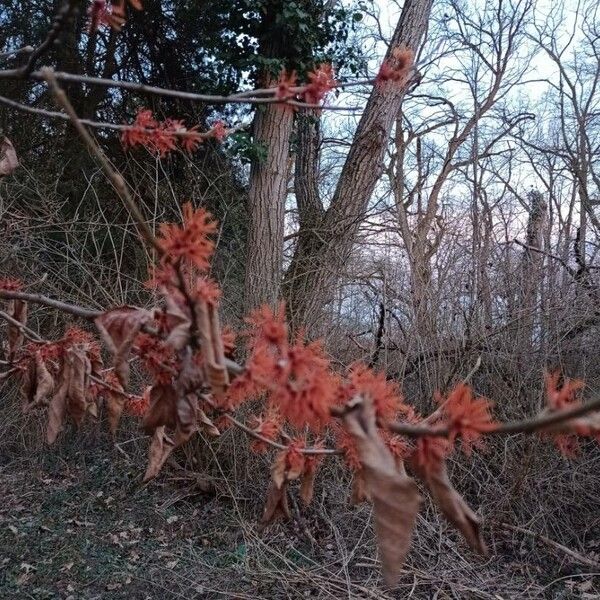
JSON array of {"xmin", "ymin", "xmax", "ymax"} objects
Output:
[
  {"xmin": 42, "ymin": 67, "xmax": 161, "ymax": 253},
  {"xmin": 0, "ymin": 45, "xmax": 34, "ymax": 60},
  {"xmin": 0, "ymin": 93, "xmax": 247, "ymax": 139},
  {"xmin": 496, "ymin": 522, "xmax": 600, "ymax": 569},
  {"xmin": 0, "ymin": 289, "xmax": 100, "ymax": 319},
  {"xmin": 21, "ymin": 0, "xmax": 79, "ymax": 76},
  {"xmin": 3, "ymin": 289, "xmax": 600, "ymax": 444},
  {"xmin": 0, "ymin": 67, "xmax": 377, "ymax": 110}
]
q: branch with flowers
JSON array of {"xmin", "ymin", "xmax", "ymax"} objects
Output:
[
  {"xmin": 2, "ymin": 69, "xmax": 600, "ymax": 583},
  {"xmin": 2, "ymin": 0, "xmax": 600, "ymax": 588}
]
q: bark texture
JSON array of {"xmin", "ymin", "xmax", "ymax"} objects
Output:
[{"xmin": 244, "ymin": 104, "xmax": 294, "ymax": 311}]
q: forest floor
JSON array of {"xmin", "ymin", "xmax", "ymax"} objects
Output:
[{"xmin": 1, "ymin": 433, "xmax": 600, "ymax": 599}]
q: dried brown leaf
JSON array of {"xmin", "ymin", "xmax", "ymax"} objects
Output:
[
  {"xmin": 342, "ymin": 396, "xmax": 422, "ymax": 586},
  {"xmin": 142, "ymin": 384, "xmax": 177, "ymax": 433},
  {"xmin": 164, "ymin": 295, "xmax": 191, "ymax": 350},
  {"xmin": 87, "ymin": 399, "xmax": 99, "ymax": 420},
  {"xmin": 7, "ymin": 299, "xmax": 27, "ymax": 360},
  {"xmin": 95, "ymin": 307, "xmax": 152, "ymax": 387},
  {"xmin": 271, "ymin": 450, "xmax": 305, "ymax": 490},
  {"xmin": 198, "ymin": 408, "xmax": 220, "ymax": 437},
  {"xmin": 0, "ymin": 137, "xmax": 18, "ymax": 176},
  {"xmin": 418, "ymin": 461, "xmax": 487, "ymax": 556},
  {"xmin": 271, "ymin": 451, "xmax": 287, "ymax": 489},
  {"xmin": 350, "ymin": 469, "xmax": 370, "ymax": 505},
  {"xmin": 299, "ymin": 462, "xmax": 317, "ymax": 506},
  {"xmin": 46, "ymin": 359, "xmax": 71, "ymax": 444},
  {"xmin": 21, "ymin": 352, "xmax": 54, "ymax": 413},
  {"xmin": 105, "ymin": 383, "xmax": 125, "ymax": 436},
  {"xmin": 260, "ymin": 480, "xmax": 291, "ymax": 529},
  {"xmin": 66, "ymin": 346, "xmax": 92, "ymax": 428},
  {"xmin": 176, "ymin": 393, "xmax": 198, "ymax": 437},
  {"xmin": 143, "ymin": 426, "xmax": 175, "ymax": 482}
]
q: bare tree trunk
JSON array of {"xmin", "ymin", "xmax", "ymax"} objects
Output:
[
  {"xmin": 518, "ymin": 190, "xmax": 548, "ymax": 347},
  {"xmin": 244, "ymin": 104, "xmax": 294, "ymax": 312},
  {"xmin": 283, "ymin": 0, "xmax": 433, "ymax": 334}
]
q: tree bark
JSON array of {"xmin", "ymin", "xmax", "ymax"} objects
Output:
[
  {"xmin": 283, "ymin": 0, "xmax": 433, "ymax": 334},
  {"xmin": 244, "ymin": 103, "xmax": 294, "ymax": 311}
]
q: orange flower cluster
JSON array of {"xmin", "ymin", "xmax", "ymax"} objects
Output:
[
  {"xmin": 157, "ymin": 202, "xmax": 217, "ymax": 272},
  {"xmin": 303, "ymin": 64, "xmax": 336, "ymax": 105},
  {"xmin": 134, "ymin": 333, "xmax": 177, "ymax": 385},
  {"xmin": 413, "ymin": 434, "xmax": 452, "ymax": 475},
  {"xmin": 342, "ymin": 362, "xmax": 407, "ymax": 422},
  {"xmin": 248, "ymin": 409, "xmax": 282, "ymax": 453},
  {"xmin": 440, "ymin": 383, "xmax": 497, "ymax": 454},
  {"xmin": 228, "ymin": 303, "xmax": 338, "ymax": 431},
  {"xmin": 273, "ymin": 64, "xmax": 336, "ymax": 107},
  {"xmin": 544, "ymin": 372, "xmax": 586, "ymax": 457},
  {"xmin": 127, "ymin": 387, "xmax": 151, "ymax": 416},
  {"xmin": 121, "ymin": 109, "xmax": 228, "ymax": 156}
]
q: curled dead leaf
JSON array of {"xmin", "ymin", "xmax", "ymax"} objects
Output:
[
  {"xmin": 21, "ymin": 352, "xmax": 54, "ymax": 413},
  {"xmin": 164, "ymin": 294, "xmax": 191, "ymax": 350},
  {"xmin": 95, "ymin": 306, "xmax": 152, "ymax": 387},
  {"xmin": 198, "ymin": 408, "xmax": 220, "ymax": 437},
  {"xmin": 342, "ymin": 395, "xmax": 422, "ymax": 586},
  {"xmin": 415, "ymin": 460, "xmax": 487, "ymax": 556},
  {"xmin": 105, "ymin": 382, "xmax": 126, "ymax": 436},
  {"xmin": 143, "ymin": 426, "xmax": 175, "ymax": 482},
  {"xmin": 0, "ymin": 137, "xmax": 18, "ymax": 176},
  {"xmin": 350, "ymin": 469, "xmax": 370, "ymax": 505},
  {"xmin": 65, "ymin": 346, "xmax": 92, "ymax": 428},
  {"xmin": 259, "ymin": 480, "xmax": 291, "ymax": 529},
  {"xmin": 46, "ymin": 358, "xmax": 71, "ymax": 444},
  {"xmin": 271, "ymin": 448, "xmax": 305, "ymax": 490},
  {"xmin": 7, "ymin": 299, "xmax": 27, "ymax": 360},
  {"xmin": 142, "ymin": 384, "xmax": 177, "ymax": 434},
  {"xmin": 299, "ymin": 460, "xmax": 317, "ymax": 506}
]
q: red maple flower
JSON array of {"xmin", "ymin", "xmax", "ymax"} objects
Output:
[
  {"xmin": 180, "ymin": 126, "xmax": 204, "ymax": 153},
  {"xmin": 157, "ymin": 202, "xmax": 217, "ymax": 271},
  {"xmin": 121, "ymin": 109, "xmax": 212, "ymax": 156},
  {"xmin": 543, "ymin": 371, "xmax": 586, "ymax": 457},
  {"xmin": 285, "ymin": 440, "xmax": 307, "ymax": 474},
  {"xmin": 246, "ymin": 302, "xmax": 288, "ymax": 350},
  {"xmin": 134, "ymin": 333, "xmax": 177, "ymax": 385},
  {"xmin": 440, "ymin": 383, "xmax": 497, "ymax": 454},
  {"xmin": 223, "ymin": 368, "xmax": 261, "ymax": 410},
  {"xmin": 302, "ymin": 64, "xmax": 336, "ymax": 105},
  {"xmin": 63, "ymin": 326, "xmax": 100, "ymax": 354},
  {"xmin": 375, "ymin": 47, "xmax": 413, "ymax": 88},
  {"xmin": 88, "ymin": 0, "xmax": 126, "ymax": 32},
  {"xmin": 240, "ymin": 303, "xmax": 337, "ymax": 430},
  {"xmin": 383, "ymin": 431, "xmax": 412, "ymax": 462},
  {"xmin": 334, "ymin": 423, "xmax": 362, "ymax": 470}
]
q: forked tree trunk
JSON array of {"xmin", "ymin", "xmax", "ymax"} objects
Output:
[{"xmin": 283, "ymin": 0, "xmax": 433, "ymax": 334}]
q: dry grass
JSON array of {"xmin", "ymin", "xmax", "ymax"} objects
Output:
[{"xmin": 1, "ymin": 379, "xmax": 600, "ymax": 599}]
